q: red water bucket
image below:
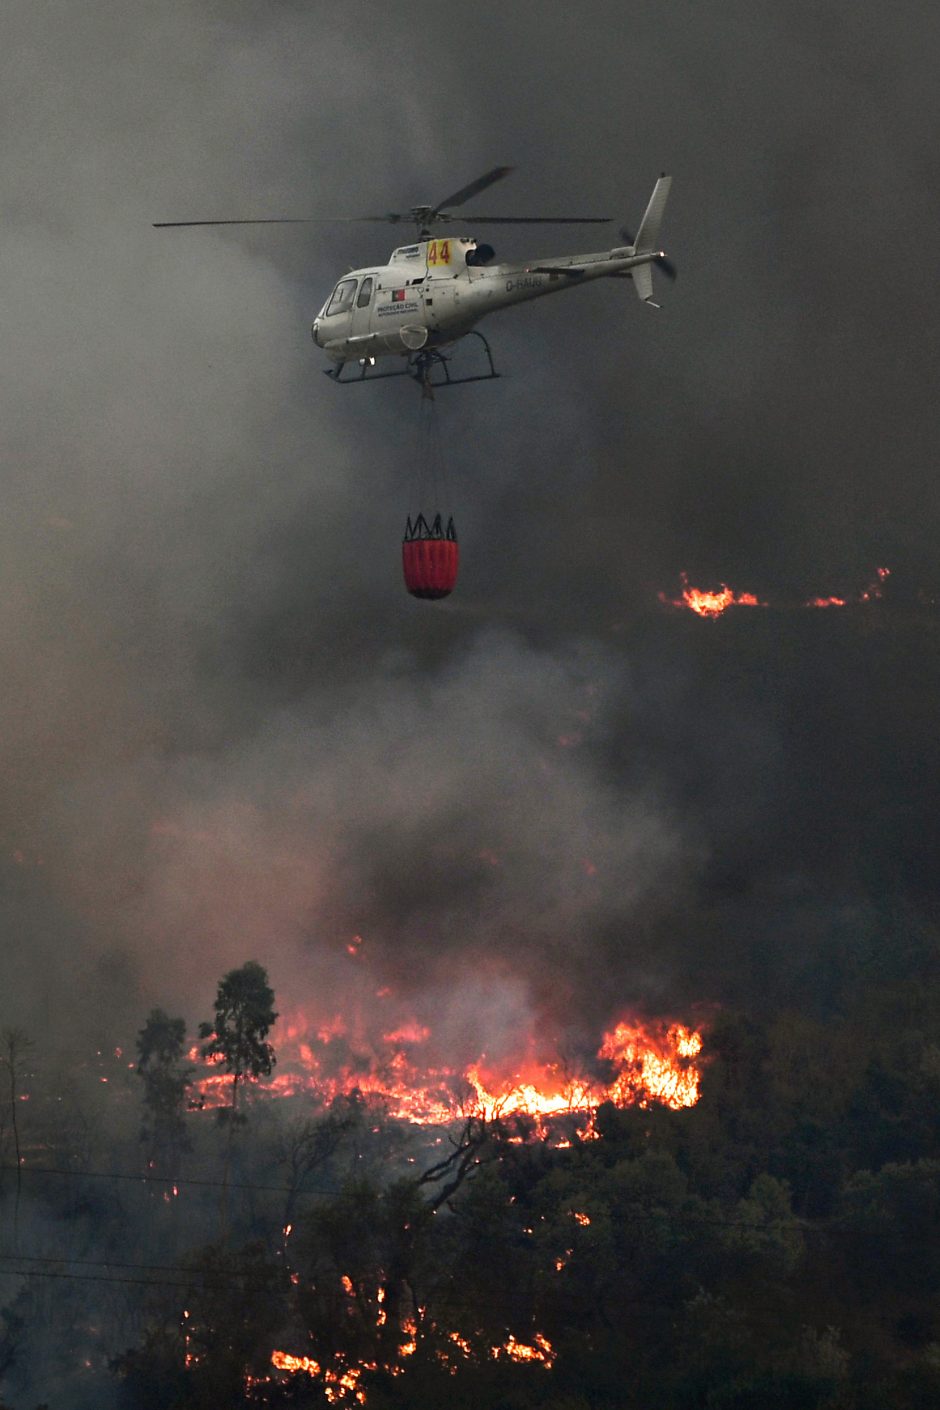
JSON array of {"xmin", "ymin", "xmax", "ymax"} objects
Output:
[{"xmin": 402, "ymin": 514, "xmax": 459, "ymax": 600}]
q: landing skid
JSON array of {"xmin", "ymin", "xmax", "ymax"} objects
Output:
[{"xmin": 324, "ymin": 330, "xmax": 501, "ymax": 388}]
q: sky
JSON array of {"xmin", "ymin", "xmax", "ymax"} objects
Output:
[{"xmin": 2, "ymin": 0, "xmax": 940, "ymax": 1068}]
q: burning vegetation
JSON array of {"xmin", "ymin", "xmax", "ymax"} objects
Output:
[
  {"xmin": 659, "ymin": 566, "xmax": 892, "ymax": 617},
  {"xmin": 187, "ymin": 1008, "xmax": 703, "ymax": 1130},
  {"xmin": 4, "ymin": 941, "xmax": 940, "ymax": 1410},
  {"xmin": 263, "ymin": 1323, "xmax": 555, "ymax": 1403},
  {"xmin": 658, "ymin": 573, "xmax": 767, "ymax": 618},
  {"xmin": 101, "ymin": 963, "xmax": 706, "ymax": 1408}
]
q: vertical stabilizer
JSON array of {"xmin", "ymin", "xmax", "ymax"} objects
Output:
[
  {"xmin": 630, "ymin": 174, "xmax": 672, "ymax": 305},
  {"xmin": 634, "ymin": 174, "xmax": 672, "ymax": 254}
]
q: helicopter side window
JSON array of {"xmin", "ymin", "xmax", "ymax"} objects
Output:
[
  {"xmin": 326, "ymin": 278, "xmax": 357, "ymax": 316},
  {"xmin": 466, "ymin": 243, "xmax": 495, "ymax": 267},
  {"xmin": 356, "ymin": 276, "xmax": 374, "ymax": 308}
]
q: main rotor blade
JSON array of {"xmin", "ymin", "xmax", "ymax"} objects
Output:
[
  {"xmin": 455, "ymin": 214, "xmax": 611, "ymax": 225},
  {"xmin": 433, "ymin": 166, "xmax": 513, "ymax": 212},
  {"xmin": 152, "ymin": 216, "xmax": 400, "ymax": 228}
]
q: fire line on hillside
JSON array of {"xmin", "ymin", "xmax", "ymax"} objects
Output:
[
  {"xmin": 658, "ymin": 566, "xmax": 892, "ymax": 618},
  {"xmin": 188, "ymin": 1012, "xmax": 704, "ymax": 1132}
]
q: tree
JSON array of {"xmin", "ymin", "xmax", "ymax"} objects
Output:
[
  {"xmin": 112, "ymin": 1243, "xmax": 287, "ymax": 1410},
  {"xmin": 136, "ymin": 1009, "xmax": 193, "ymax": 1177},
  {"xmin": 0, "ymin": 1028, "xmax": 33, "ymax": 1243},
  {"xmin": 275, "ymin": 1105, "xmax": 357, "ymax": 1237},
  {"xmin": 199, "ymin": 962, "xmax": 278, "ymax": 1120},
  {"xmin": 200, "ymin": 962, "xmax": 278, "ymax": 1237},
  {"xmin": 838, "ymin": 1159, "xmax": 940, "ymax": 1315}
]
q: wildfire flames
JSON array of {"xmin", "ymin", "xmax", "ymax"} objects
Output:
[
  {"xmin": 267, "ymin": 1324, "xmax": 556, "ymax": 1403},
  {"xmin": 190, "ymin": 1014, "xmax": 703, "ymax": 1130},
  {"xmin": 247, "ymin": 1276, "xmax": 559, "ymax": 1404},
  {"xmin": 196, "ymin": 998, "xmax": 702, "ymax": 1403},
  {"xmin": 182, "ymin": 992, "xmax": 704, "ymax": 1407},
  {"xmin": 659, "ymin": 566, "xmax": 891, "ymax": 618},
  {"xmin": 658, "ymin": 573, "xmax": 766, "ymax": 618},
  {"xmin": 268, "ymin": 1348, "xmax": 386, "ymax": 1405}
]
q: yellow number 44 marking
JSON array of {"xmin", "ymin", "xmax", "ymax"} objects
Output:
[{"xmin": 428, "ymin": 239, "xmax": 451, "ymax": 266}]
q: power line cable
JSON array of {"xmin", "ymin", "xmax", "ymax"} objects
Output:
[
  {"xmin": 0, "ymin": 1161, "xmax": 859, "ymax": 1232},
  {"xmin": 0, "ymin": 1162, "xmax": 334, "ymax": 1195},
  {"xmin": 0, "ymin": 1206, "xmax": 877, "ymax": 1297},
  {"xmin": 0, "ymin": 1163, "xmax": 888, "ymax": 1240},
  {"xmin": 0, "ymin": 1248, "xmax": 280, "ymax": 1278},
  {"xmin": 0, "ymin": 1264, "xmax": 255, "ymax": 1290}
]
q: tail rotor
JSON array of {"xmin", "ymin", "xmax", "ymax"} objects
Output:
[{"xmin": 619, "ymin": 230, "xmax": 677, "ymax": 282}]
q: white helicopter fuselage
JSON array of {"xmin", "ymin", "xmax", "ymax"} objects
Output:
[
  {"xmin": 311, "ymin": 233, "xmax": 665, "ymax": 366},
  {"xmin": 155, "ymin": 171, "xmax": 672, "ymax": 379}
]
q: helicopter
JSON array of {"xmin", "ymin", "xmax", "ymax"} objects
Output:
[{"xmin": 154, "ymin": 167, "xmax": 674, "ymax": 387}]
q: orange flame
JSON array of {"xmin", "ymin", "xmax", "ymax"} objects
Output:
[
  {"xmin": 658, "ymin": 574, "xmax": 766, "ymax": 618},
  {"xmin": 494, "ymin": 1332, "xmax": 556, "ymax": 1367},
  {"xmin": 398, "ymin": 1318, "xmax": 418, "ymax": 1357},
  {"xmin": 270, "ymin": 1327, "xmax": 556, "ymax": 1401},
  {"xmin": 271, "ymin": 1351, "xmax": 372, "ymax": 1405},
  {"xmin": 264, "ymin": 1263, "xmax": 562, "ymax": 1400},
  {"xmin": 190, "ymin": 1013, "xmax": 703, "ymax": 1129},
  {"xmin": 660, "ymin": 567, "xmax": 893, "ymax": 616}
]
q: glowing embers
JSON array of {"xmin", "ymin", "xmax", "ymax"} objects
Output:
[
  {"xmin": 270, "ymin": 1324, "xmax": 556, "ymax": 1402},
  {"xmin": 493, "ymin": 1332, "xmax": 556, "ymax": 1367},
  {"xmin": 805, "ymin": 565, "xmax": 890, "ymax": 608},
  {"xmin": 402, "ymin": 512, "xmax": 459, "ymax": 600}
]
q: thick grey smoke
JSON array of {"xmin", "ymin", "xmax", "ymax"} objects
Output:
[
  {"xmin": 2, "ymin": 6, "xmax": 940, "ymax": 1402},
  {"xmin": 2, "ymin": 0, "xmax": 939, "ymax": 1064}
]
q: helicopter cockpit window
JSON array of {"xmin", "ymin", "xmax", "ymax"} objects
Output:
[
  {"xmin": 356, "ymin": 276, "xmax": 374, "ymax": 308},
  {"xmin": 326, "ymin": 279, "xmax": 357, "ymax": 316},
  {"xmin": 466, "ymin": 243, "xmax": 495, "ymax": 267}
]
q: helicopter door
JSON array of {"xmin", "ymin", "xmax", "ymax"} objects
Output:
[
  {"xmin": 350, "ymin": 275, "xmax": 375, "ymax": 337},
  {"xmin": 320, "ymin": 277, "xmax": 358, "ymax": 341}
]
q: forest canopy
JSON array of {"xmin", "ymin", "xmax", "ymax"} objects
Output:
[{"xmin": 0, "ymin": 936, "xmax": 938, "ymax": 1410}]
